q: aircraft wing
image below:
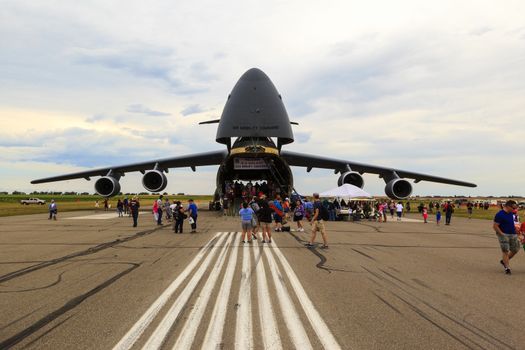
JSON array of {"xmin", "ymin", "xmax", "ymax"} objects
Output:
[
  {"xmin": 31, "ymin": 150, "xmax": 228, "ymax": 184},
  {"xmin": 280, "ymin": 150, "xmax": 476, "ymax": 187}
]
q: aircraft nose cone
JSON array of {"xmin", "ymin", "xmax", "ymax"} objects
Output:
[{"xmin": 239, "ymin": 68, "xmax": 270, "ymax": 82}]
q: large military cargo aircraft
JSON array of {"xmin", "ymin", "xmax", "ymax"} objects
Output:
[{"xmin": 31, "ymin": 68, "xmax": 476, "ymax": 199}]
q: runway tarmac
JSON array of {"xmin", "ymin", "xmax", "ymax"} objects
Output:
[{"xmin": 1, "ymin": 210, "xmax": 524, "ymax": 349}]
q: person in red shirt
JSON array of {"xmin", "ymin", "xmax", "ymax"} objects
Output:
[
  {"xmin": 519, "ymin": 222, "xmax": 525, "ymax": 252},
  {"xmin": 422, "ymin": 206, "xmax": 428, "ymax": 223}
]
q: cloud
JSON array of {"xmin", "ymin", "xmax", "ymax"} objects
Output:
[
  {"xmin": 0, "ymin": 127, "xmax": 167, "ymax": 166},
  {"xmin": 2, "ymin": 1, "xmax": 525, "ymax": 196},
  {"xmin": 67, "ymin": 45, "xmax": 211, "ymax": 95},
  {"xmin": 85, "ymin": 114, "xmax": 107, "ymax": 123},
  {"xmin": 126, "ymin": 104, "xmax": 170, "ymax": 116},
  {"xmin": 181, "ymin": 104, "xmax": 207, "ymax": 116},
  {"xmin": 469, "ymin": 27, "xmax": 493, "ymax": 36},
  {"xmin": 70, "ymin": 46, "xmax": 177, "ymax": 83},
  {"xmin": 294, "ymin": 131, "xmax": 311, "ymax": 143}
]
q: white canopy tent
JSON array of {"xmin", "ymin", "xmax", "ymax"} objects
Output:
[{"xmin": 319, "ymin": 183, "xmax": 372, "ymax": 199}]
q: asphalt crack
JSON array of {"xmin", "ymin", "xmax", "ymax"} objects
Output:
[
  {"xmin": 0, "ymin": 226, "xmax": 163, "ymax": 283},
  {"xmin": 0, "ymin": 263, "xmax": 140, "ymax": 349}
]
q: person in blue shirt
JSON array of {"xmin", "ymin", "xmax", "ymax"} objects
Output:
[
  {"xmin": 239, "ymin": 202, "xmax": 255, "ymax": 243},
  {"xmin": 304, "ymin": 198, "xmax": 314, "ymax": 221},
  {"xmin": 436, "ymin": 209, "xmax": 442, "ymax": 225},
  {"xmin": 187, "ymin": 199, "xmax": 198, "ymax": 233},
  {"xmin": 306, "ymin": 193, "xmax": 329, "ymax": 249},
  {"xmin": 494, "ymin": 200, "xmax": 519, "ymax": 274}
]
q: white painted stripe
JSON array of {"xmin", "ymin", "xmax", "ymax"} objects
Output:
[
  {"xmin": 173, "ymin": 233, "xmax": 235, "ymax": 349},
  {"xmin": 235, "ymin": 241, "xmax": 253, "ymax": 350},
  {"xmin": 113, "ymin": 231, "xmax": 223, "ymax": 350},
  {"xmin": 67, "ymin": 212, "xmax": 146, "ymax": 220},
  {"xmin": 270, "ymin": 239, "xmax": 342, "ymax": 350},
  {"xmin": 201, "ymin": 232, "xmax": 240, "ymax": 350},
  {"xmin": 141, "ymin": 233, "xmax": 230, "ymax": 350},
  {"xmin": 264, "ymin": 245, "xmax": 313, "ymax": 350},
  {"xmin": 253, "ymin": 243, "xmax": 282, "ymax": 350}
]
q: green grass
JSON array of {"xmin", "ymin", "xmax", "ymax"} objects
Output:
[{"xmin": 408, "ymin": 206, "xmax": 524, "ymax": 221}]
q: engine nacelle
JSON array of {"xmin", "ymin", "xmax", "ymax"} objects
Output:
[
  {"xmin": 337, "ymin": 171, "xmax": 364, "ymax": 188},
  {"xmin": 384, "ymin": 178, "xmax": 412, "ymax": 200},
  {"xmin": 142, "ymin": 170, "xmax": 168, "ymax": 192},
  {"xmin": 94, "ymin": 176, "xmax": 121, "ymax": 197}
]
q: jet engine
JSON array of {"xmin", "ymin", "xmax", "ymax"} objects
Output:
[
  {"xmin": 94, "ymin": 176, "xmax": 121, "ymax": 197},
  {"xmin": 384, "ymin": 178, "xmax": 412, "ymax": 200},
  {"xmin": 142, "ymin": 170, "xmax": 168, "ymax": 192},
  {"xmin": 337, "ymin": 171, "xmax": 364, "ymax": 188}
]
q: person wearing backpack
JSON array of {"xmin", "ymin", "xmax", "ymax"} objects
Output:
[
  {"xmin": 270, "ymin": 194, "xmax": 284, "ymax": 232},
  {"xmin": 174, "ymin": 202, "xmax": 186, "ymax": 233},
  {"xmin": 306, "ymin": 193, "xmax": 329, "ymax": 249},
  {"xmin": 444, "ymin": 201, "xmax": 454, "ymax": 225}
]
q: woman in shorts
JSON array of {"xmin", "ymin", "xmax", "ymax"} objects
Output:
[
  {"xmin": 293, "ymin": 199, "xmax": 305, "ymax": 232},
  {"xmin": 239, "ymin": 202, "xmax": 255, "ymax": 243}
]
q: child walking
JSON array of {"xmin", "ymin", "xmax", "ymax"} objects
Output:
[
  {"xmin": 436, "ymin": 209, "xmax": 441, "ymax": 225},
  {"xmin": 422, "ymin": 206, "xmax": 428, "ymax": 223}
]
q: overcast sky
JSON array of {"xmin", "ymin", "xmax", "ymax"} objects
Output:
[{"xmin": 1, "ymin": 1, "xmax": 524, "ymax": 197}]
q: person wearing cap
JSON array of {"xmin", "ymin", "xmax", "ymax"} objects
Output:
[
  {"xmin": 306, "ymin": 193, "xmax": 329, "ymax": 249},
  {"xmin": 48, "ymin": 199, "xmax": 57, "ymax": 220},
  {"xmin": 130, "ymin": 196, "xmax": 140, "ymax": 227},
  {"xmin": 283, "ymin": 197, "xmax": 291, "ymax": 221},
  {"xmin": 494, "ymin": 200, "xmax": 520, "ymax": 274},
  {"xmin": 444, "ymin": 201, "xmax": 454, "ymax": 225}
]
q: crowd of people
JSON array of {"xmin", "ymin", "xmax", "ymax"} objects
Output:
[
  {"xmin": 48, "ymin": 192, "xmax": 525, "ymax": 277},
  {"xmin": 233, "ymin": 193, "xmax": 525, "ymax": 275},
  {"xmin": 236, "ymin": 192, "xmax": 330, "ymax": 248},
  {"xmin": 103, "ymin": 195, "xmax": 198, "ymax": 232},
  {"xmin": 47, "ymin": 191, "xmax": 525, "ymax": 277},
  {"xmin": 222, "ymin": 180, "xmax": 285, "ymax": 209}
]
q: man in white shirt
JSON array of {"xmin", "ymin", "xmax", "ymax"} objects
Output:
[
  {"xmin": 156, "ymin": 195, "xmax": 163, "ymax": 225},
  {"xmin": 395, "ymin": 202, "xmax": 403, "ymax": 221},
  {"xmin": 48, "ymin": 199, "xmax": 57, "ymax": 220}
]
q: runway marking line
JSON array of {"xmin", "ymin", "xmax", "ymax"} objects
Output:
[
  {"xmin": 264, "ymin": 242, "xmax": 313, "ymax": 350},
  {"xmin": 253, "ymin": 242, "xmax": 283, "ymax": 350},
  {"xmin": 235, "ymin": 239, "xmax": 253, "ymax": 350},
  {"xmin": 172, "ymin": 233, "xmax": 235, "ymax": 349},
  {"xmin": 66, "ymin": 212, "xmax": 146, "ymax": 220},
  {"xmin": 271, "ymin": 238, "xmax": 343, "ymax": 350},
  {"xmin": 202, "ymin": 232, "xmax": 240, "ymax": 350},
  {"xmin": 141, "ymin": 233, "xmax": 230, "ymax": 350},
  {"xmin": 112, "ymin": 231, "xmax": 223, "ymax": 350},
  {"xmin": 113, "ymin": 232, "xmax": 342, "ymax": 350}
]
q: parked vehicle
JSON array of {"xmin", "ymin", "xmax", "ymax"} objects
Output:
[{"xmin": 20, "ymin": 198, "xmax": 46, "ymax": 205}]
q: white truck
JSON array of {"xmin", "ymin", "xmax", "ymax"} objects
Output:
[{"xmin": 20, "ymin": 198, "xmax": 46, "ymax": 205}]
